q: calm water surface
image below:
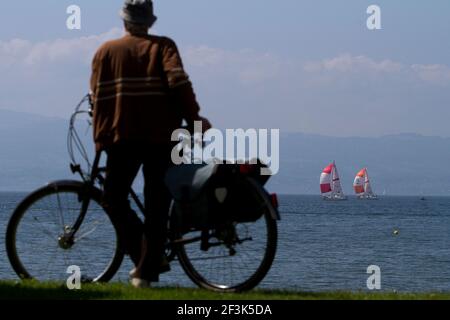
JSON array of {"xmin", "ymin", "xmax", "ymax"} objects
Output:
[{"xmin": 1, "ymin": 193, "xmax": 450, "ymax": 292}]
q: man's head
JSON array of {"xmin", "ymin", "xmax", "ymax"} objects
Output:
[{"xmin": 120, "ymin": 0, "xmax": 157, "ymax": 35}]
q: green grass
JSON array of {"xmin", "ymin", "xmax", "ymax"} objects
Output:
[{"xmin": 0, "ymin": 281, "xmax": 450, "ymax": 300}]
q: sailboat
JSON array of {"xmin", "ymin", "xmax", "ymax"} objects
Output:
[
  {"xmin": 320, "ymin": 161, "xmax": 347, "ymax": 200},
  {"xmin": 353, "ymin": 168, "xmax": 378, "ymax": 199}
]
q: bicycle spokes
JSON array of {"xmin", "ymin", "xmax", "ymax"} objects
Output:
[{"xmin": 8, "ymin": 185, "xmax": 122, "ymax": 282}]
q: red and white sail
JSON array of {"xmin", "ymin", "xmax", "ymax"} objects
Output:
[
  {"xmin": 320, "ymin": 161, "xmax": 346, "ymax": 199},
  {"xmin": 353, "ymin": 168, "xmax": 366, "ymax": 195},
  {"xmin": 320, "ymin": 163, "xmax": 333, "ymax": 194},
  {"xmin": 353, "ymin": 168, "xmax": 377, "ymax": 198}
]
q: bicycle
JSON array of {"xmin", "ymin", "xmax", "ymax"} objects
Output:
[{"xmin": 5, "ymin": 94, "xmax": 280, "ymax": 292}]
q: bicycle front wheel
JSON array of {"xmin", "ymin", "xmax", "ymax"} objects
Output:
[{"xmin": 6, "ymin": 181, "xmax": 124, "ymax": 282}]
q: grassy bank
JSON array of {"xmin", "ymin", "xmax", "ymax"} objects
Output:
[{"xmin": 0, "ymin": 281, "xmax": 449, "ymax": 300}]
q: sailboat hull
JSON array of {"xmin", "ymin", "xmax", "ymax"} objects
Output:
[
  {"xmin": 323, "ymin": 194, "xmax": 348, "ymax": 201},
  {"xmin": 357, "ymin": 195, "xmax": 378, "ymax": 200}
]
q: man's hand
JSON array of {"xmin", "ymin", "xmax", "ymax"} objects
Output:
[{"xmin": 199, "ymin": 116, "xmax": 212, "ymax": 132}]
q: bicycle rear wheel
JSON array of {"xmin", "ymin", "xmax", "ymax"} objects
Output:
[
  {"xmin": 6, "ymin": 181, "xmax": 124, "ymax": 282},
  {"xmin": 175, "ymin": 178, "xmax": 278, "ymax": 292}
]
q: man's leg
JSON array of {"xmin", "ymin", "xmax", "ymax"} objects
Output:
[
  {"xmin": 103, "ymin": 143, "xmax": 143, "ymax": 266},
  {"xmin": 140, "ymin": 144, "xmax": 173, "ymax": 282}
]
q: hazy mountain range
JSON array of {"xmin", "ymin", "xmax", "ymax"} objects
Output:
[{"xmin": 0, "ymin": 109, "xmax": 449, "ymax": 196}]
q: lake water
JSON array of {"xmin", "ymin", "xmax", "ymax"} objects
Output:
[{"xmin": 1, "ymin": 193, "xmax": 450, "ymax": 292}]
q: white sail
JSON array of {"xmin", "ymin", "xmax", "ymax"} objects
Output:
[
  {"xmin": 332, "ymin": 163, "xmax": 344, "ymax": 196},
  {"xmin": 364, "ymin": 169, "xmax": 375, "ymax": 197},
  {"xmin": 320, "ymin": 163, "xmax": 333, "ymax": 194}
]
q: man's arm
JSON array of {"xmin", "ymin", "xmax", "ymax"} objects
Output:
[
  {"xmin": 161, "ymin": 38, "xmax": 211, "ymax": 131},
  {"xmin": 90, "ymin": 50, "xmax": 102, "ymax": 104}
]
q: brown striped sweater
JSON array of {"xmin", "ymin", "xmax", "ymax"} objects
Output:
[{"xmin": 90, "ymin": 34, "xmax": 201, "ymax": 151}]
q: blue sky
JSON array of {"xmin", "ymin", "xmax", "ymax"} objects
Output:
[{"xmin": 1, "ymin": 0, "xmax": 450, "ymax": 136}]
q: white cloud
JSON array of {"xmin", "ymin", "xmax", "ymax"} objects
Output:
[
  {"xmin": 183, "ymin": 46, "xmax": 283, "ymax": 85},
  {"xmin": 0, "ymin": 39, "xmax": 30, "ymax": 67},
  {"xmin": 183, "ymin": 48, "xmax": 450, "ymax": 87},
  {"xmin": 302, "ymin": 54, "xmax": 450, "ymax": 87},
  {"xmin": 304, "ymin": 54, "xmax": 403, "ymax": 73},
  {"xmin": 0, "ymin": 31, "xmax": 449, "ymax": 135},
  {"xmin": 411, "ymin": 64, "xmax": 450, "ymax": 85},
  {"xmin": 0, "ymin": 28, "xmax": 123, "ymax": 68},
  {"xmin": 2, "ymin": 31, "xmax": 449, "ymax": 87},
  {"xmin": 183, "ymin": 46, "xmax": 227, "ymax": 68}
]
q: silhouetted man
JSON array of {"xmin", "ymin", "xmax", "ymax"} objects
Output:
[{"xmin": 90, "ymin": 0, "xmax": 211, "ymax": 288}]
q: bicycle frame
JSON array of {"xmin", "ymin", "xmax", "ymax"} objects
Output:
[
  {"xmin": 66, "ymin": 150, "xmax": 206, "ymax": 252},
  {"xmin": 64, "ymin": 94, "xmax": 279, "ymax": 252},
  {"xmin": 66, "ymin": 151, "xmax": 146, "ymax": 244}
]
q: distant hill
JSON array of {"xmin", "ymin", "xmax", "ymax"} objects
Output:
[
  {"xmin": 0, "ymin": 109, "xmax": 71, "ymax": 191},
  {"xmin": 1, "ymin": 109, "xmax": 449, "ymax": 195},
  {"xmin": 272, "ymin": 132, "xmax": 450, "ymax": 196}
]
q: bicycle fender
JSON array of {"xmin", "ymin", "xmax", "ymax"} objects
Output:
[
  {"xmin": 46, "ymin": 180, "xmax": 85, "ymax": 189},
  {"xmin": 45, "ymin": 180, "xmax": 103, "ymax": 198},
  {"xmin": 246, "ymin": 177, "xmax": 281, "ymax": 221}
]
